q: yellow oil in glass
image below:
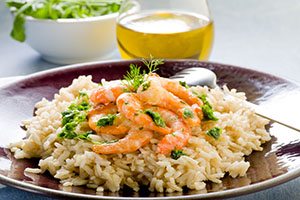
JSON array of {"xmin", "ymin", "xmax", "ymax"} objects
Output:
[{"xmin": 116, "ymin": 11, "xmax": 214, "ymax": 60}]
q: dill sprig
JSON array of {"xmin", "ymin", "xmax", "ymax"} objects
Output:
[{"xmin": 122, "ymin": 56, "xmax": 164, "ymax": 92}]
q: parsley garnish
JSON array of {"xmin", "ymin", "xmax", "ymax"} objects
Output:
[
  {"xmin": 180, "ymin": 100, "xmax": 188, "ymax": 105},
  {"xmin": 144, "ymin": 109, "xmax": 166, "ymax": 128},
  {"xmin": 171, "ymin": 150, "xmax": 187, "ymax": 160},
  {"xmin": 179, "ymin": 81, "xmax": 189, "ymax": 89},
  {"xmin": 68, "ymin": 100, "xmax": 91, "ymax": 111},
  {"xmin": 183, "ymin": 109, "xmax": 194, "ymax": 119},
  {"xmin": 58, "ymin": 100, "xmax": 91, "ymax": 140},
  {"xmin": 206, "ymin": 127, "xmax": 222, "ymax": 140},
  {"xmin": 142, "ymin": 81, "xmax": 151, "ymax": 91},
  {"xmin": 192, "ymin": 91, "xmax": 218, "ymax": 121},
  {"xmin": 76, "ymin": 131, "xmax": 93, "ymax": 140},
  {"xmin": 121, "ymin": 56, "xmax": 163, "ymax": 93},
  {"xmin": 58, "ymin": 122, "xmax": 78, "ymax": 139},
  {"xmin": 96, "ymin": 114, "xmax": 117, "ymax": 127},
  {"xmin": 78, "ymin": 92, "xmax": 89, "ymax": 99}
]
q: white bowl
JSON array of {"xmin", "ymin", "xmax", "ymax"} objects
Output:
[{"xmin": 24, "ymin": 13, "xmax": 118, "ymax": 64}]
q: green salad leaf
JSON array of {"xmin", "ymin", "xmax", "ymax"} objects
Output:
[{"xmin": 6, "ymin": 0, "xmax": 122, "ymax": 42}]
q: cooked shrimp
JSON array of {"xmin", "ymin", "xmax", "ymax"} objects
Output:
[
  {"xmin": 88, "ymin": 103, "xmax": 118, "ymax": 116},
  {"xmin": 88, "ymin": 103, "xmax": 130, "ymax": 135},
  {"xmin": 92, "ymin": 126, "xmax": 153, "ymax": 154},
  {"xmin": 144, "ymin": 105, "xmax": 191, "ymax": 154},
  {"xmin": 116, "ymin": 93, "xmax": 171, "ymax": 135},
  {"xmin": 90, "ymin": 83, "xmax": 126, "ymax": 104},
  {"xmin": 159, "ymin": 77, "xmax": 204, "ymax": 120},
  {"xmin": 137, "ymin": 76, "xmax": 200, "ymax": 127}
]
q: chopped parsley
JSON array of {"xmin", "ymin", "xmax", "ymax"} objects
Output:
[
  {"xmin": 206, "ymin": 127, "xmax": 222, "ymax": 140},
  {"xmin": 192, "ymin": 91, "xmax": 218, "ymax": 121},
  {"xmin": 202, "ymin": 104, "xmax": 219, "ymax": 121},
  {"xmin": 76, "ymin": 131, "xmax": 93, "ymax": 140},
  {"xmin": 144, "ymin": 109, "xmax": 166, "ymax": 128},
  {"xmin": 58, "ymin": 122, "xmax": 78, "ymax": 139},
  {"xmin": 142, "ymin": 81, "xmax": 151, "ymax": 91},
  {"xmin": 180, "ymin": 100, "xmax": 188, "ymax": 105},
  {"xmin": 68, "ymin": 100, "xmax": 91, "ymax": 111},
  {"xmin": 96, "ymin": 114, "xmax": 117, "ymax": 127},
  {"xmin": 122, "ymin": 55, "xmax": 163, "ymax": 93},
  {"xmin": 58, "ymin": 100, "xmax": 91, "ymax": 140},
  {"xmin": 78, "ymin": 92, "xmax": 89, "ymax": 99},
  {"xmin": 183, "ymin": 109, "xmax": 194, "ymax": 119},
  {"xmin": 139, "ymin": 127, "xmax": 144, "ymax": 130},
  {"xmin": 171, "ymin": 150, "xmax": 187, "ymax": 160},
  {"xmin": 179, "ymin": 81, "xmax": 189, "ymax": 89},
  {"xmin": 124, "ymin": 102, "xmax": 129, "ymax": 105},
  {"xmin": 61, "ymin": 110, "xmax": 79, "ymax": 126}
]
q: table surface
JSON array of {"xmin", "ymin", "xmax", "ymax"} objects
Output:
[{"xmin": 1, "ymin": 0, "xmax": 300, "ymax": 199}]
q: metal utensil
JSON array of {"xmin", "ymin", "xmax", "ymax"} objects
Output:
[{"xmin": 171, "ymin": 67, "xmax": 300, "ymax": 132}]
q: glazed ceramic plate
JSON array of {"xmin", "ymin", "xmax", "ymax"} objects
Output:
[{"xmin": 0, "ymin": 60, "xmax": 300, "ymax": 200}]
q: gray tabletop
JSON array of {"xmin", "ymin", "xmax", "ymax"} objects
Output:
[{"xmin": 1, "ymin": 0, "xmax": 300, "ymax": 199}]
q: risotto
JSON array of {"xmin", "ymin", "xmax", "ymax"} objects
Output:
[{"xmin": 8, "ymin": 62, "xmax": 271, "ymax": 193}]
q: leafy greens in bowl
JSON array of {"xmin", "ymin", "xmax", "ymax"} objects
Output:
[
  {"xmin": 7, "ymin": 0, "xmax": 122, "ymax": 42},
  {"xmin": 6, "ymin": 0, "xmax": 122, "ymax": 64}
]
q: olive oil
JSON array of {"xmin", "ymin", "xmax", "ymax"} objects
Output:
[{"xmin": 116, "ymin": 11, "xmax": 214, "ymax": 60}]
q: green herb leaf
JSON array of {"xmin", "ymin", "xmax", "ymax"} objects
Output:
[
  {"xmin": 192, "ymin": 90, "xmax": 219, "ymax": 121},
  {"xmin": 76, "ymin": 100, "xmax": 91, "ymax": 111},
  {"xmin": 180, "ymin": 100, "xmax": 188, "ymax": 105},
  {"xmin": 121, "ymin": 56, "xmax": 163, "ymax": 93},
  {"xmin": 58, "ymin": 122, "xmax": 78, "ymax": 139},
  {"xmin": 96, "ymin": 114, "xmax": 117, "ymax": 127},
  {"xmin": 142, "ymin": 81, "xmax": 151, "ymax": 91},
  {"xmin": 76, "ymin": 130, "xmax": 93, "ymax": 140},
  {"xmin": 78, "ymin": 92, "xmax": 89, "ymax": 99},
  {"xmin": 202, "ymin": 104, "xmax": 219, "ymax": 121},
  {"xmin": 206, "ymin": 127, "xmax": 222, "ymax": 140},
  {"xmin": 179, "ymin": 81, "xmax": 189, "ymax": 89},
  {"xmin": 144, "ymin": 109, "xmax": 166, "ymax": 128},
  {"xmin": 121, "ymin": 64, "xmax": 145, "ymax": 92},
  {"xmin": 61, "ymin": 110, "xmax": 79, "ymax": 126},
  {"xmin": 58, "ymin": 100, "xmax": 91, "ymax": 140},
  {"xmin": 183, "ymin": 109, "xmax": 194, "ymax": 119},
  {"xmin": 170, "ymin": 150, "xmax": 187, "ymax": 160}
]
